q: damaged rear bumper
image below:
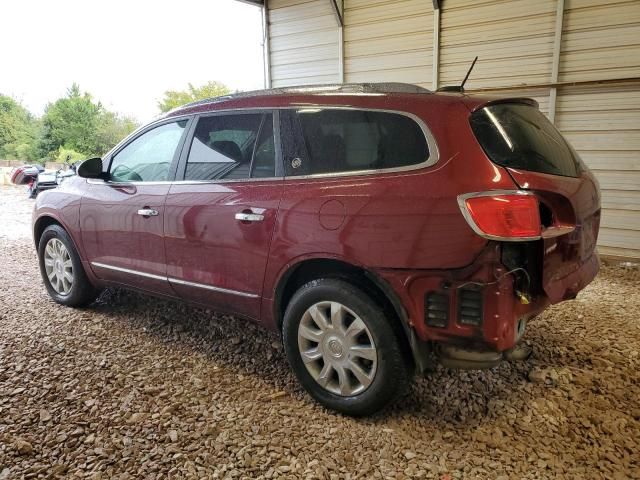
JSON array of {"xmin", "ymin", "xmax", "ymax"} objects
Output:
[{"xmin": 374, "ymin": 242, "xmax": 599, "ymax": 371}]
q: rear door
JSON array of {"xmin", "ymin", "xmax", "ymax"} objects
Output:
[
  {"xmin": 470, "ymin": 102, "xmax": 601, "ymax": 301},
  {"xmin": 80, "ymin": 117, "xmax": 191, "ymax": 295},
  {"xmin": 163, "ymin": 110, "xmax": 283, "ymax": 319}
]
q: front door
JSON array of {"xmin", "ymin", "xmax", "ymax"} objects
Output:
[
  {"xmin": 164, "ymin": 111, "xmax": 283, "ymax": 319},
  {"xmin": 80, "ymin": 118, "xmax": 191, "ymax": 295}
]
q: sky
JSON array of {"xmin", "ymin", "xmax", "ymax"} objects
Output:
[{"xmin": 0, "ymin": 0, "xmax": 265, "ymax": 123}]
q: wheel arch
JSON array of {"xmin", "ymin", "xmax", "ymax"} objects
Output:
[
  {"xmin": 273, "ymin": 257, "xmax": 424, "ymax": 372},
  {"xmin": 33, "ymin": 214, "xmax": 84, "ymax": 262},
  {"xmin": 33, "ymin": 215, "xmax": 64, "ymax": 249}
]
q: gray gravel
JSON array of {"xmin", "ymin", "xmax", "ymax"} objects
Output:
[{"xmin": 0, "ymin": 185, "xmax": 638, "ymax": 479}]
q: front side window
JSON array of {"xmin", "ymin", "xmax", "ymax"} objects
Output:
[
  {"xmin": 286, "ymin": 109, "xmax": 429, "ymax": 176},
  {"xmin": 184, "ymin": 113, "xmax": 276, "ymax": 181},
  {"xmin": 109, "ymin": 120, "xmax": 188, "ymax": 182}
]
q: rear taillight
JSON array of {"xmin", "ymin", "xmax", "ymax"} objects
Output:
[{"xmin": 458, "ymin": 191, "xmax": 541, "ymax": 241}]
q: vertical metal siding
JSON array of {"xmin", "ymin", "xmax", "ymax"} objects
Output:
[
  {"xmin": 556, "ymin": 1, "xmax": 640, "ymax": 259},
  {"xmin": 556, "ymin": 84, "xmax": 640, "ymax": 260},
  {"xmin": 560, "ymin": 0, "xmax": 640, "ymax": 82},
  {"xmin": 268, "ymin": 0, "xmax": 339, "ymax": 86},
  {"xmin": 343, "ymin": 0, "xmax": 433, "ymax": 88},
  {"xmin": 439, "ymin": 0, "xmax": 557, "ymax": 89}
]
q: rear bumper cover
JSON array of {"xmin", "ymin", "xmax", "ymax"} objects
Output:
[
  {"xmin": 374, "ymin": 243, "xmax": 599, "ymax": 354},
  {"xmin": 544, "ymin": 249, "xmax": 599, "ymax": 303}
]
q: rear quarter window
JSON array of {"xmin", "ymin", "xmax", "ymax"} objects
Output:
[
  {"xmin": 287, "ymin": 109, "xmax": 430, "ymax": 176},
  {"xmin": 470, "ymin": 103, "xmax": 579, "ymax": 177}
]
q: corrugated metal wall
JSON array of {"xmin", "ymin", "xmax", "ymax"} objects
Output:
[
  {"xmin": 343, "ymin": 0, "xmax": 433, "ymax": 87},
  {"xmin": 268, "ymin": 0, "xmax": 340, "ymax": 86},
  {"xmin": 556, "ymin": 85, "xmax": 640, "ymax": 259},
  {"xmin": 439, "ymin": 0, "xmax": 557, "ymax": 90},
  {"xmin": 265, "ymin": 0, "xmax": 640, "ymax": 259},
  {"xmin": 559, "ymin": 0, "xmax": 640, "ymax": 82},
  {"xmin": 555, "ymin": 0, "xmax": 640, "ymax": 259}
]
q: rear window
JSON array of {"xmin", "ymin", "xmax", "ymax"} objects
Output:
[
  {"xmin": 289, "ymin": 109, "xmax": 429, "ymax": 176},
  {"xmin": 470, "ymin": 103, "xmax": 579, "ymax": 177}
]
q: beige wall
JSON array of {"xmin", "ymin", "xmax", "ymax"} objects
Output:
[{"xmin": 268, "ymin": 0, "xmax": 340, "ymax": 86}]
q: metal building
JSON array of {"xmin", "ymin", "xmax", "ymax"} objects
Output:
[{"xmin": 241, "ymin": 0, "xmax": 640, "ymax": 260}]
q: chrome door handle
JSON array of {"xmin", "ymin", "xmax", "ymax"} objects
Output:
[
  {"xmin": 235, "ymin": 212, "xmax": 265, "ymax": 222},
  {"xmin": 137, "ymin": 208, "xmax": 159, "ymax": 217}
]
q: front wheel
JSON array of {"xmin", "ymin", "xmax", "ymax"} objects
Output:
[
  {"xmin": 38, "ymin": 224, "xmax": 99, "ymax": 307},
  {"xmin": 282, "ymin": 278, "xmax": 410, "ymax": 416}
]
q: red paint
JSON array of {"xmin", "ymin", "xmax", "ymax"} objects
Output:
[
  {"xmin": 33, "ymin": 89, "xmax": 601, "ymax": 357},
  {"xmin": 163, "ymin": 180, "xmax": 283, "ymax": 319},
  {"xmin": 80, "ymin": 182, "xmax": 174, "ymax": 296}
]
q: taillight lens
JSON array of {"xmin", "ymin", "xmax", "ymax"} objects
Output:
[{"xmin": 458, "ymin": 192, "xmax": 541, "ymax": 240}]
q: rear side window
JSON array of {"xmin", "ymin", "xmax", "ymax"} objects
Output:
[
  {"xmin": 184, "ymin": 113, "xmax": 275, "ymax": 181},
  {"xmin": 470, "ymin": 103, "xmax": 579, "ymax": 177},
  {"xmin": 286, "ymin": 109, "xmax": 429, "ymax": 176}
]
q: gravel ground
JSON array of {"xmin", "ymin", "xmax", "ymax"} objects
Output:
[{"xmin": 0, "ymin": 185, "xmax": 639, "ymax": 479}]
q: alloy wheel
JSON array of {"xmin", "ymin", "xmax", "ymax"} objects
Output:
[
  {"xmin": 43, "ymin": 238, "xmax": 73, "ymax": 295},
  {"xmin": 297, "ymin": 301, "xmax": 378, "ymax": 396}
]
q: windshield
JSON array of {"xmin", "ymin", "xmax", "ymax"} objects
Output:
[{"xmin": 470, "ymin": 103, "xmax": 579, "ymax": 177}]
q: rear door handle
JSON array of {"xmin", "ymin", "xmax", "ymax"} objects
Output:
[
  {"xmin": 235, "ymin": 208, "xmax": 265, "ymax": 222},
  {"xmin": 235, "ymin": 212, "xmax": 265, "ymax": 222},
  {"xmin": 137, "ymin": 208, "xmax": 159, "ymax": 217}
]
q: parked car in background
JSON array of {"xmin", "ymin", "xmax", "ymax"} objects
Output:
[
  {"xmin": 10, "ymin": 160, "xmax": 77, "ymax": 198},
  {"xmin": 10, "ymin": 164, "xmax": 43, "ymax": 197},
  {"xmin": 32, "ymin": 83, "xmax": 601, "ymax": 415}
]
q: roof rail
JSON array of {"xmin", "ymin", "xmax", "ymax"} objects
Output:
[{"xmin": 182, "ymin": 82, "xmax": 432, "ymax": 109}]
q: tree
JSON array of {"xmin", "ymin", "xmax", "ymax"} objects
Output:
[
  {"xmin": 94, "ymin": 111, "xmax": 138, "ymax": 155},
  {"xmin": 2, "ymin": 84, "xmax": 138, "ymax": 162},
  {"xmin": 39, "ymin": 84, "xmax": 137, "ymax": 159},
  {"xmin": 39, "ymin": 83, "xmax": 102, "ymax": 157},
  {"xmin": 0, "ymin": 95, "xmax": 41, "ymax": 161},
  {"xmin": 158, "ymin": 81, "xmax": 231, "ymax": 113}
]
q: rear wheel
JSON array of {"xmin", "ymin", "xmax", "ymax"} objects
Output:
[
  {"xmin": 38, "ymin": 224, "xmax": 99, "ymax": 307},
  {"xmin": 282, "ymin": 278, "xmax": 410, "ymax": 416}
]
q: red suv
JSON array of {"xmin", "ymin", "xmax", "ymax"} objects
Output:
[{"xmin": 33, "ymin": 83, "xmax": 600, "ymax": 415}]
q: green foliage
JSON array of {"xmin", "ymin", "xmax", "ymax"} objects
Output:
[
  {"xmin": 38, "ymin": 83, "xmax": 138, "ymax": 160},
  {"xmin": 55, "ymin": 146, "xmax": 86, "ymax": 163},
  {"xmin": 0, "ymin": 95, "xmax": 41, "ymax": 161},
  {"xmin": 94, "ymin": 111, "xmax": 137, "ymax": 155},
  {"xmin": 1, "ymin": 80, "xmax": 233, "ymax": 162},
  {"xmin": 158, "ymin": 81, "xmax": 231, "ymax": 113},
  {"xmin": 39, "ymin": 83, "xmax": 103, "ymax": 157}
]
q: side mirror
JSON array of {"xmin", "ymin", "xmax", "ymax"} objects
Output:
[{"xmin": 77, "ymin": 157, "xmax": 106, "ymax": 179}]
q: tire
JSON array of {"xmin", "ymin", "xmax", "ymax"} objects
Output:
[
  {"xmin": 282, "ymin": 278, "xmax": 410, "ymax": 416},
  {"xmin": 38, "ymin": 224, "xmax": 99, "ymax": 307}
]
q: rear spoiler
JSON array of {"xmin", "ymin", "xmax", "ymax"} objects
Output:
[{"xmin": 470, "ymin": 97, "xmax": 539, "ymax": 113}]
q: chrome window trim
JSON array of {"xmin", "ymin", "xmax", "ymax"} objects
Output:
[
  {"xmin": 457, "ymin": 190, "xmax": 541, "ymax": 242},
  {"xmin": 97, "ymin": 106, "xmax": 439, "ymax": 185},
  {"xmin": 105, "ymin": 115, "xmax": 193, "ymax": 179},
  {"xmin": 104, "ymin": 113, "xmax": 195, "ymax": 161},
  {"xmin": 87, "ymin": 176, "xmax": 284, "ymax": 186},
  {"xmin": 90, "ymin": 262, "xmax": 259, "ymax": 298},
  {"xmin": 181, "ymin": 109, "xmax": 282, "ymax": 182},
  {"xmin": 284, "ymin": 107, "xmax": 439, "ymax": 179}
]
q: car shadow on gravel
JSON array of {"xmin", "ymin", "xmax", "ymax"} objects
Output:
[{"xmin": 86, "ymin": 287, "xmax": 532, "ymax": 426}]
